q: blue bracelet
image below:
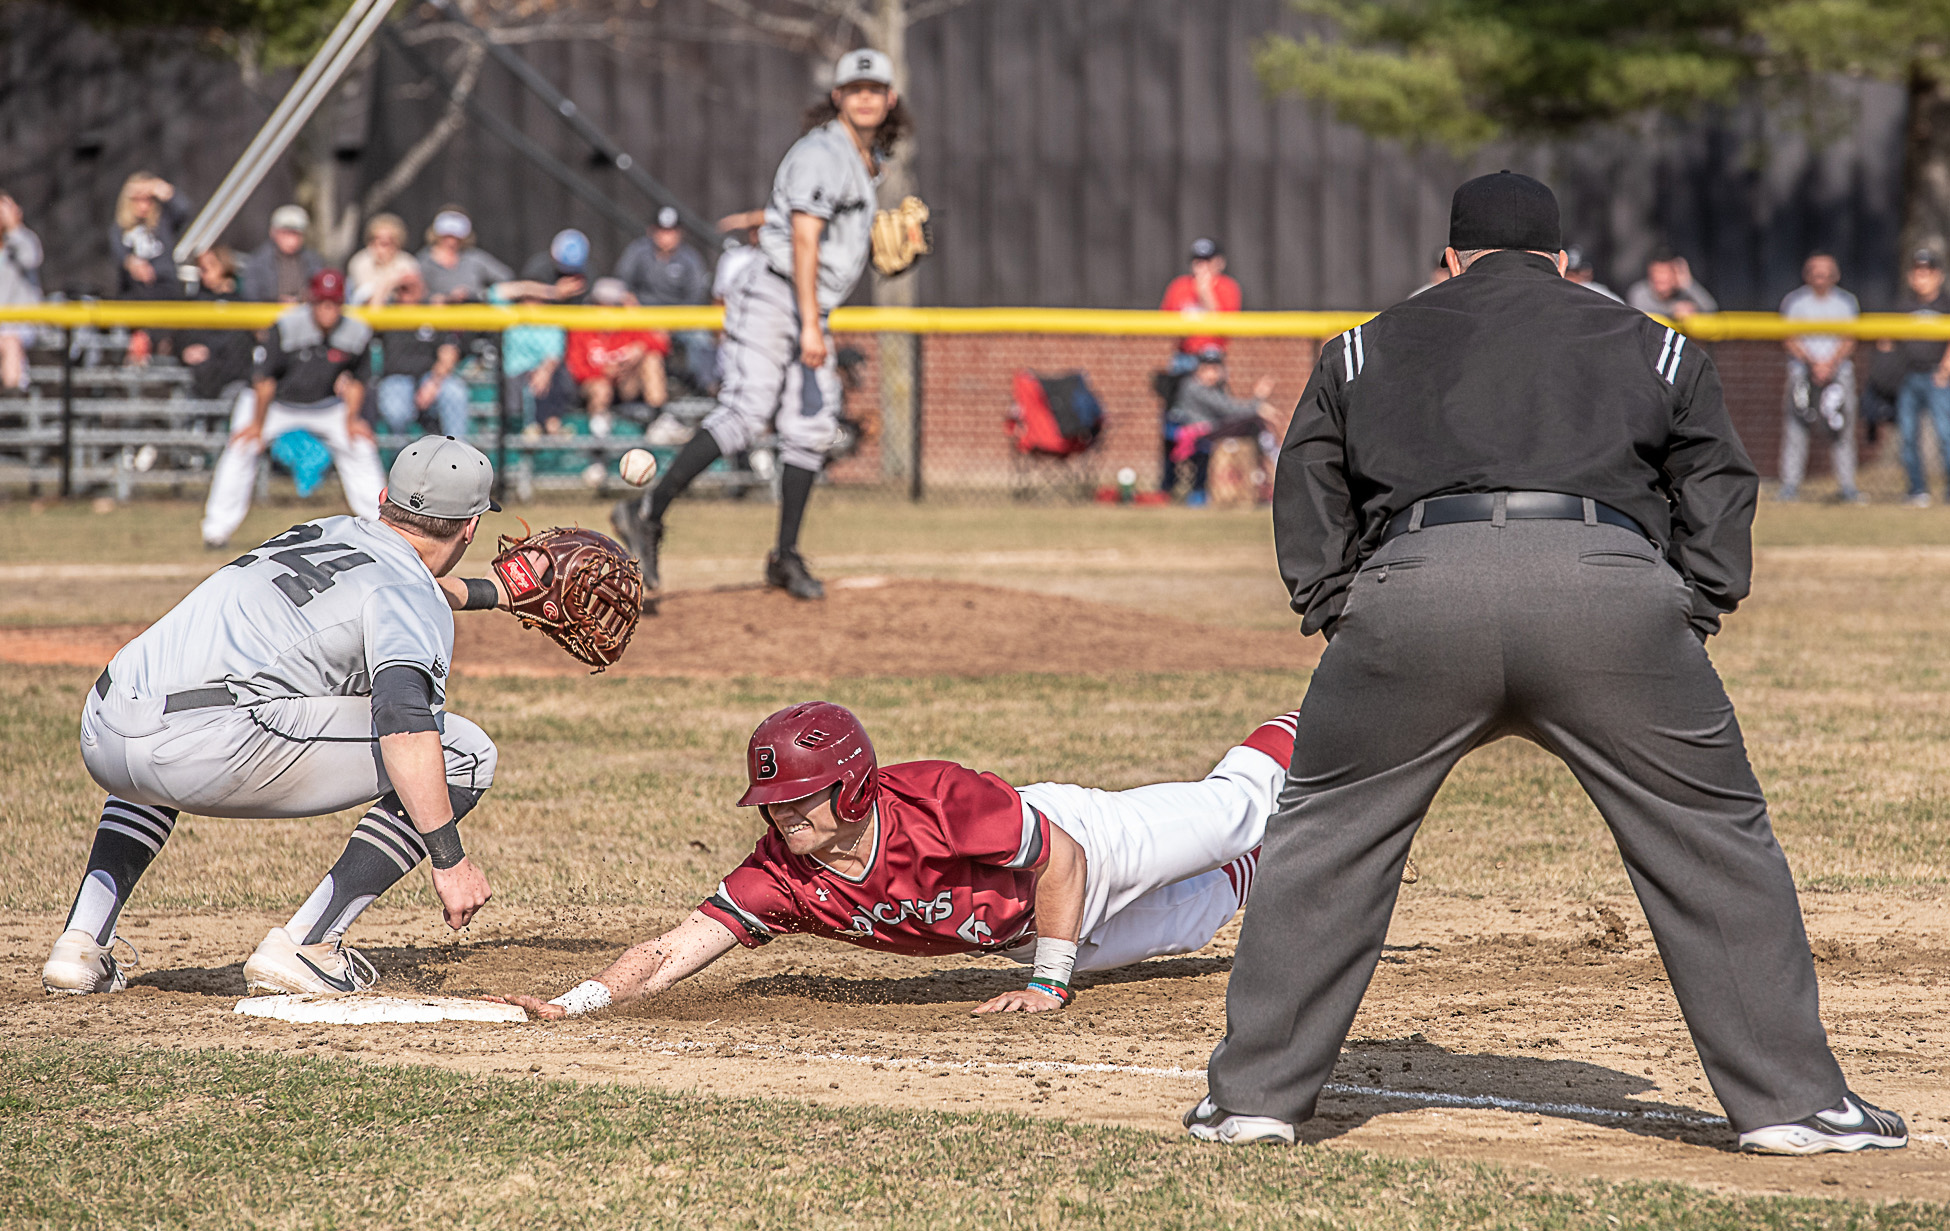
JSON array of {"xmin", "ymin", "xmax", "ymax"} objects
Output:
[{"xmin": 1025, "ymin": 979, "xmax": 1073, "ymax": 1005}]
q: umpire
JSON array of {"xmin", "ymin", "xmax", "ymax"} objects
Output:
[{"xmin": 1186, "ymin": 173, "xmax": 1907, "ymax": 1156}]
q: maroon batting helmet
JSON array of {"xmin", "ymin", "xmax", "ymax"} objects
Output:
[{"xmin": 737, "ymin": 701, "xmax": 878, "ymax": 823}]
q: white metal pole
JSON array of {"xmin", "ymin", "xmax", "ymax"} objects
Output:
[{"xmin": 174, "ymin": 0, "xmax": 399, "ymax": 265}]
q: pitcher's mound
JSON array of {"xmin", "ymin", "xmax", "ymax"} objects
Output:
[
  {"xmin": 0, "ymin": 579, "xmax": 1313, "ymax": 681},
  {"xmin": 462, "ymin": 578, "xmax": 1313, "ymax": 679}
]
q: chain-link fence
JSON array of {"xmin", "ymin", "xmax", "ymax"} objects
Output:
[{"xmin": 0, "ymin": 304, "xmax": 1943, "ymax": 507}]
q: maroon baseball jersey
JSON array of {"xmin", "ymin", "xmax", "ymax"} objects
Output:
[{"xmin": 700, "ymin": 760, "xmax": 1049, "ymax": 957}]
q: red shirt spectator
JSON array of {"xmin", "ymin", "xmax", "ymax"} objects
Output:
[
  {"xmin": 1161, "ymin": 236, "xmax": 1242, "ymax": 354},
  {"xmin": 566, "ymin": 328, "xmax": 669, "ymax": 385}
]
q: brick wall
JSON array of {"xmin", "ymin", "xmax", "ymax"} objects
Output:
[{"xmin": 830, "ymin": 333, "xmax": 1824, "ymax": 494}]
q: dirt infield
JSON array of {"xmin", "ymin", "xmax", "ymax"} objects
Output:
[
  {"xmin": 4, "ymin": 891, "xmax": 1946, "ymax": 1202},
  {"xmin": 0, "ymin": 579, "xmax": 1313, "ymax": 679}
]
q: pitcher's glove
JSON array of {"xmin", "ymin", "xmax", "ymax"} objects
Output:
[
  {"xmin": 491, "ymin": 526, "xmax": 643, "ymax": 672},
  {"xmin": 870, "ymin": 195, "xmax": 931, "ymax": 277}
]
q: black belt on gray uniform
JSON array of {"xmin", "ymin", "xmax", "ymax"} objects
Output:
[
  {"xmin": 93, "ymin": 668, "xmax": 236, "ymax": 714},
  {"xmin": 1378, "ymin": 491, "xmax": 1645, "ymax": 548}
]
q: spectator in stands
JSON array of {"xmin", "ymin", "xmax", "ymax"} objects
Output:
[
  {"xmin": 1407, "ymin": 249, "xmax": 1450, "ymax": 298},
  {"xmin": 616, "ymin": 206, "xmax": 714, "ymax": 389},
  {"xmin": 1167, "ymin": 346, "xmax": 1278, "ymax": 505},
  {"xmin": 1778, "ymin": 251, "xmax": 1863, "ymax": 504},
  {"xmin": 494, "ymin": 281, "xmax": 576, "ymax": 435},
  {"xmin": 1894, "ymin": 249, "xmax": 1950, "ymax": 506},
  {"xmin": 1565, "ymin": 246, "xmax": 1622, "ymax": 301},
  {"xmin": 240, "ymin": 205, "xmax": 326, "ymax": 303},
  {"xmin": 109, "ymin": 172, "xmax": 189, "ymax": 298},
  {"xmin": 568, "ymin": 277, "xmax": 668, "ymax": 436},
  {"xmin": 346, "ymin": 212, "xmax": 417, "ymax": 305},
  {"xmin": 0, "ymin": 191, "xmax": 43, "ymax": 394},
  {"xmin": 519, "ymin": 228, "xmax": 592, "ymax": 304},
  {"xmin": 1160, "ymin": 238, "xmax": 1241, "ymax": 373},
  {"xmin": 373, "ymin": 264, "xmax": 470, "ymax": 439},
  {"xmin": 418, "ymin": 207, "xmax": 513, "ymax": 303},
  {"xmin": 172, "ymin": 246, "xmax": 255, "ymax": 405},
  {"xmin": 1627, "ymin": 248, "xmax": 1718, "ymax": 318}
]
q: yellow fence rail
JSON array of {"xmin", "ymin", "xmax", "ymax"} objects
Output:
[{"xmin": 3, "ymin": 301, "xmax": 1950, "ymax": 339}]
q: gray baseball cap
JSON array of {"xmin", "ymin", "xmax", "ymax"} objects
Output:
[
  {"xmin": 834, "ymin": 48, "xmax": 894, "ymax": 87},
  {"xmin": 386, "ymin": 435, "xmax": 500, "ymax": 518}
]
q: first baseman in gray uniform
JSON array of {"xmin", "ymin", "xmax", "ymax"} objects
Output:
[
  {"xmin": 612, "ymin": 48, "xmax": 907, "ymax": 606},
  {"xmin": 43, "ymin": 437, "xmax": 520, "ymax": 998}
]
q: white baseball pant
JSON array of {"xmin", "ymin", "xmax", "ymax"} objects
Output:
[
  {"xmin": 1015, "ymin": 743, "xmax": 1280, "ymax": 972},
  {"xmin": 80, "ymin": 688, "xmax": 496, "ymax": 819},
  {"xmin": 703, "ymin": 262, "xmax": 843, "ymax": 472},
  {"xmin": 200, "ymin": 392, "xmax": 387, "ymax": 547}
]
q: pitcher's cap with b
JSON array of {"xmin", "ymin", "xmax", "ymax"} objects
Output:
[
  {"xmin": 835, "ymin": 48, "xmax": 894, "ymax": 87},
  {"xmin": 387, "ymin": 436, "xmax": 500, "ymax": 518}
]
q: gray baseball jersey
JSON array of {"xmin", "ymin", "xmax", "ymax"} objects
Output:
[
  {"xmin": 107, "ymin": 516, "xmax": 453, "ymax": 705},
  {"xmin": 758, "ymin": 120, "xmax": 880, "ymax": 311}
]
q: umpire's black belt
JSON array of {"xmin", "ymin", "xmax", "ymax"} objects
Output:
[
  {"xmin": 1379, "ymin": 491, "xmax": 1645, "ymax": 548},
  {"xmin": 94, "ymin": 668, "xmax": 237, "ymax": 714}
]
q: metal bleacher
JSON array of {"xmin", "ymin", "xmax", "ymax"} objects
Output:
[{"xmin": 0, "ymin": 327, "xmax": 768, "ymax": 503}]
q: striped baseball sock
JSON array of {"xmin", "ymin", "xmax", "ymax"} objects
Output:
[
  {"xmin": 64, "ymin": 797, "xmax": 179, "ymax": 945},
  {"xmin": 1220, "ymin": 846, "xmax": 1261, "ymax": 911},
  {"xmin": 287, "ymin": 794, "xmax": 430, "ymax": 946},
  {"xmin": 1241, "ymin": 711, "xmax": 1301, "ymax": 769}
]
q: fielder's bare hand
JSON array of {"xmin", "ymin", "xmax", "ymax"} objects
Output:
[
  {"xmin": 431, "ymin": 856, "xmax": 491, "ymax": 930},
  {"xmin": 972, "ymin": 987, "xmax": 1066, "ymax": 1015}
]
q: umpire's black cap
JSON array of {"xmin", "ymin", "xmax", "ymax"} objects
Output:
[{"xmin": 1449, "ymin": 171, "xmax": 1561, "ymax": 253}]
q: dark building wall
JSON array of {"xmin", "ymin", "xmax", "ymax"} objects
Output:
[{"xmin": 0, "ymin": 0, "xmax": 1914, "ymax": 309}]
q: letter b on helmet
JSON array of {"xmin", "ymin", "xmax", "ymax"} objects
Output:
[{"xmin": 736, "ymin": 701, "xmax": 879, "ymax": 823}]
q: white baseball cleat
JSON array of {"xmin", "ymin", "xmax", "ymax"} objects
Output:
[
  {"xmin": 1183, "ymin": 1095, "xmax": 1297, "ymax": 1145},
  {"xmin": 1738, "ymin": 1094, "xmax": 1908, "ymax": 1155},
  {"xmin": 243, "ymin": 927, "xmax": 378, "ymax": 995},
  {"xmin": 42, "ymin": 929, "xmax": 137, "ymax": 995}
]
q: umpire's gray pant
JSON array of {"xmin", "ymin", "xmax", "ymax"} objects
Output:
[{"xmin": 1207, "ymin": 519, "xmax": 1846, "ymax": 1133}]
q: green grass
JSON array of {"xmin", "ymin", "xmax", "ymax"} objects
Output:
[{"xmin": 2, "ymin": 1043, "xmax": 1941, "ymax": 1230}]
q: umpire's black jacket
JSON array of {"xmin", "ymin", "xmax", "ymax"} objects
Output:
[{"xmin": 1276, "ymin": 250, "xmax": 1758, "ymax": 640}]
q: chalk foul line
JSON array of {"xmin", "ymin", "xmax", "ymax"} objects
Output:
[{"xmin": 554, "ymin": 1029, "xmax": 1746, "ymax": 1130}]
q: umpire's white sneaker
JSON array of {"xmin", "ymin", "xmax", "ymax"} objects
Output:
[
  {"xmin": 42, "ymin": 929, "xmax": 135, "ymax": 995},
  {"xmin": 1738, "ymin": 1094, "xmax": 1908, "ymax": 1155},
  {"xmin": 1183, "ymin": 1095, "xmax": 1297, "ymax": 1145},
  {"xmin": 242, "ymin": 927, "xmax": 377, "ymax": 995}
]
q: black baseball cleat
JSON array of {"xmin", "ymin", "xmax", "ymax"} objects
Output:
[
  {"xmin": 609, "ymin": 500, "xmax": 663, "ymax": 611},
  {"xmin": 1182, "ymin": 1095, "xmax": 1297, "ymax": 1145},
  {"xmin": 765, "ymin": 549, "xmax": 825, "ymax": 601},
  {"xmin": 1738, "ymin": 1093, "xmax": 1908, "ymax": 1155}
]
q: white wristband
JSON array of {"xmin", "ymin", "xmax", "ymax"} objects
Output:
[
  {"xmin": 1032, "ymin": 937, "xmax": 1078, "ymax": 987},
  {"xmin": 547, "ymin": 980, "xmax": 612, "ymax": 1016}
]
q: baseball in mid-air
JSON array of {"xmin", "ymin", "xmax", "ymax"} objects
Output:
[{"xmin": 619, "ymin": 448, "xmax": 659, "ymax": 487}]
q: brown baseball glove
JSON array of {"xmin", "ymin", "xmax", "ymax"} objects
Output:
[
  {"xmin": 870, "ymin": 195, "xmax": 931, "ymax": 277},
  {"xmin": 491, "ymin": 526, "xmax": 643, "ymax": 673}
]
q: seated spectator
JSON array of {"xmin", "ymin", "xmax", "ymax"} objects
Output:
[
  {"xmin": 1893, "ymin": 249, "xmax": 1950, "ymax": 506},
  {"xmin": 1778, "ymin": 251, "xmax": 1862, "ymax": 503},
  {"xmin": 1626, "ymin": 248, "xmax": 1717, "ymax": 318},
  {"xmin": 373, "ymin": 264, "xmax": 470, "ymax": 439},
  {"xmin": 520, "ymin": 228, "xmax": 592, "ymax": 304},
  {"xmin": 170, "ymin": 246, "xmax": 256, "ymax": 405},
  {"xmin": 1160, "ymin": 238, "xmax": 1241, "ymax": 374},
  {"xmin": 568, "ymin": 277, "xmax": 668, "ymax": 435},
  {"xmin": 1167, "ymin": 346, "xmax": 1277, "ymax": 505},
  {"xmin": 240, "ymin": 205, "xmax": 326, "ymax": 303},
  {"xmin": 1565, "ymin": 246, "xmax": 1622, "ymax": 301},
  {"xmin": 346, "ymin": 212, "xmax": 417, "ymax": 305},
  {"xmin": 418, "ymin": 208, "xmax": 514, "ymax": 303},
  {"xmin": 0, "ymin": 191, "xmax": 43, "ymax": 394},
  {"xmin": 616, "ymin": 206, "xmax": 714, "ymax": 390},
  {"xmin": 109, "ymin": 172, "xmax": 189, "ymax": 298},
  {"xmin": 493, "ymin": 281, "xmax": 576, "ymax": 435},
  {"xmin": 1407, "ymin": 248, "xmax": 1450, "ymax": 298}
]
